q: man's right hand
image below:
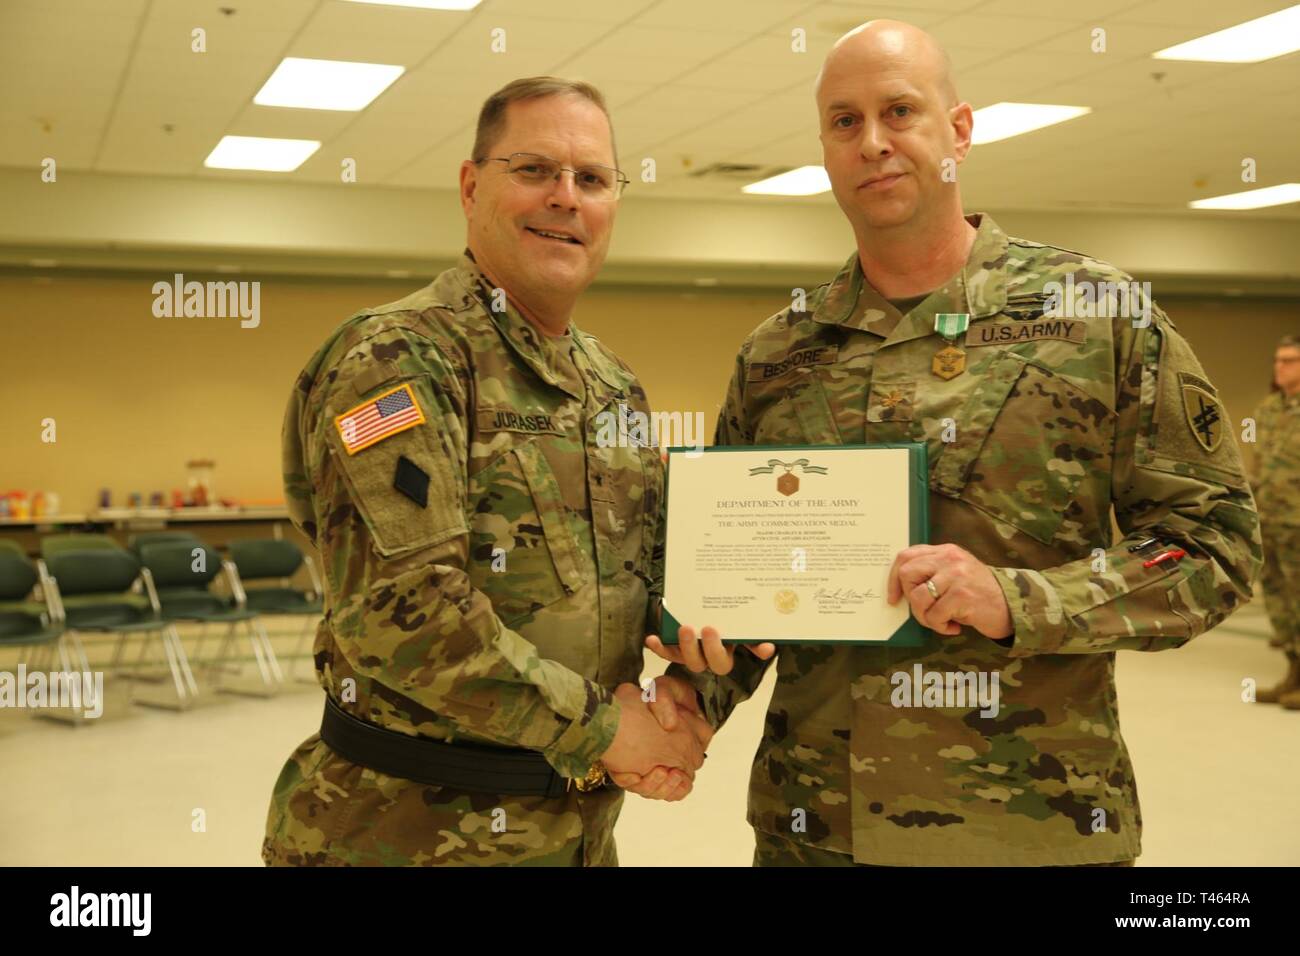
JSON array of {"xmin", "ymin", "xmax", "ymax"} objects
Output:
[{"xmin": 602, "ymin": 681, "xmax": 712, "ymax": 802}]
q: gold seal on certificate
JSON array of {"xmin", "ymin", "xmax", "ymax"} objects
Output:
[{"xmin": 661, "ymin": 444, "xmax": 930, "ymax": 646}]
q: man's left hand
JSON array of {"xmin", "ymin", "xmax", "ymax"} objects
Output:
[
  {"xmin": 646, "ymin": 627, "xmax": 776, "ymax": 676},
  {"xmin": 886, "ymin": 543, "xmax": 1013, "ymax": 640}
]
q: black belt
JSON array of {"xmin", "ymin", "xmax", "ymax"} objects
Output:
[{"xmin": 319, "ymin": 695, "xmax": 577, "ymax": 798}]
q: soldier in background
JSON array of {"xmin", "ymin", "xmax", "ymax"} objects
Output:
[
  {"xmin": 650, "ymin": 20, "xmax": 1261, "ymax": 866},
  {"xmin": 1251, "ymin": 335, "xmax": 1300, "ymax": 707},
  {"xmin": 262, "ymin": 77, "xmax": 712, "ymax": 867}
]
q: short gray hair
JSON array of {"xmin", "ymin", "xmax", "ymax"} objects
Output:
[{"xmin": 472, "ymin": 76, "xmax": 616, "ymax": 162}]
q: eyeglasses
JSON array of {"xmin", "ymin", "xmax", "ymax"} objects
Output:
[{"xmin": 476, "ymin": 152, "xmax": 629, "ymax": 201}]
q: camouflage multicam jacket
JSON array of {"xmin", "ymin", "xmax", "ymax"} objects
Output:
[
  {"xmin": 1249, "ymin": 391, "xmax": 1300, "ymax": 525},
  {"xmin": 263, "ymin": 252, "xmax": 663, "ymax": 866},
  {"xmin": 672, "ymin": 213, "xmax": 1261, "ymax": 865}
]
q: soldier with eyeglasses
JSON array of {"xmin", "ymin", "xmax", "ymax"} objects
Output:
[{"xmin": 262, "ymin": 76, "xmax": 710, "ymax": 868}]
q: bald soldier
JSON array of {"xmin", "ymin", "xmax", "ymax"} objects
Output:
[
  {"xmin": 262, "ymin": 77, "xmax": 712, "ymax": 868},
  {"xmin": 1251, "ymin": 335, "xmax": 1300, "ymax": 708},
  {"xmin": 650, "ymin": 22, "xmax": 1261, "ymax": 866}
]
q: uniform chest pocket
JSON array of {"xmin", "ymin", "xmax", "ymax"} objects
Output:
[
  {"xmin": 466, "ymin": 439, "xmax": 584, "ymax": 626},
  {"xmin": 587, "ymin": 431, "xmax": 662, "ymax": 578},
  {"xmin": 752, "ymin": 371, "xmax": 843, "ymax": 446},
  {"xmin": 932, "ymin": 351, "xmax": 1116, "ymax": 545}
]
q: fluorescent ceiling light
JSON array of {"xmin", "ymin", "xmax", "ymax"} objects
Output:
[
  {"xmin": 1153, "ymin": 5, "xmax": 1300, "ymax": 62},
  {"xmin": 742, "ymin": 166, "xmax": 831, "ymax": 196},
  {"xmin": 254, "ymin": 57, "xmax": 404, "ymax": 111},
  {"xmin": 971, "ymin": 103, "xmax": 1091, "ymax": 144},
  {"xmin": 1190, "ymin": 183, "xmax": 1300, "ymax": 210},
  {"xmin": 204, "ymin": 136, "xmax": 321, "ymax": 172},
  {"xmin": 341, "ymin": 0, "xmax": 482, "ymax": 8}
]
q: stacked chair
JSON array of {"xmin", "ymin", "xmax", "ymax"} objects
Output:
[
  {"xmin": 137, "ymin": 540, "xmax": 283, "ymax": 696},
  {"xmin": 40, "ymin": 533, "xmax": 198, "ymax": 712},
  {"xmin": 3, "ymin": 529, "xmax": 318, "ymax": 720},
  {"xmin": 0, "ymin": 539, "xmax": 67, "ymax": 671}
]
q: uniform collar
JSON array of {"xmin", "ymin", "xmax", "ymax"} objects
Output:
[
  {"xmin": 570, "ymin": 326, "xmax": 632, "ymax": 399},
  {"xmin": 453, "ymin": 249, "xmax": 584, "ymax": 400},
  {"xmin": 813, "ymin": 212, "xmax": 1010, "ymax": 347},
  {"xmin": 452, "ymin": 250, "xmax": 626, "ymax": 403}
]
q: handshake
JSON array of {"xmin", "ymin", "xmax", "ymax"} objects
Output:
[{"xmin": 599, "ymin": 626, "xmax": 778, "ymax": 802}]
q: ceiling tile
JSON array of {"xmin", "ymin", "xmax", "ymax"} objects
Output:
[
  {"xmin": 1031, "ymin": 20, "xmax": 1217, "ymax": 57},
  {"xmin": 290, "ymin": 0, "xmax": 470, "ymax": 63},
  {"xmin": 223, "ymin": 103, "xmax": 358, "ymax": 140},
  {"xmin": 584, "ymin": 24, "xmax": 758, "ymax": 64},
  {"xmin": 145, "ymin": 0, "xmax": 318, "ymax": 32},
  {"xmin": 383, "ymin": 135, "xmax": 476, "ymax": 186},
  {"xmin": 0, "ymin": 0, "xmax": 1293, "ymax": 218},
  {"xmin": 1113, "ymin": 0, "xmax": 1292, "ymax": 28},
  {"xmin": 632, "ymin": 0, "xmax": 826, "ymax": 32},
  {"xmin": 676, "ymin": 33, "xmax": 821, "ymax": 93},
  {"xmin": 931, "ymin": 14, "xmax": 1080, "ymax": 48},
  {"xmin": 477, "ymin": 0, "xmax": 654, "ymax": 25},
  {"xmin": 0, "ymin": 110, "xmax": 102, "ymax": 168},
  {"xmin": 2, "ymin": 0, "xmax": 147, "ymax": 15},
  {"xmin": 975, "ymin": 0, "xmax": 1136, "ymax": 16},
  {"xmin": 821, "ymin": 0, "xmax": 988, "ymax": 11},
  {"xmin": 95, "ymin": 115, "xmax": 220, "ymax": 175},
  {"xmin": 772, "ymin": 1, "xmax": 956, "ymax": 43}
]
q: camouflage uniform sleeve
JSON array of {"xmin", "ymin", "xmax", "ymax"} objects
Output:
[
  {"xmin": 667, "ymin": 338, "xmax": 775, "ymax": 727},
  {"xmin": 991, "ymin": 306, "xmax": 1263, "ymax": 655},
  {"xmin": 307, "ymin": 325, "xmax": 619, "ymax": 779}
]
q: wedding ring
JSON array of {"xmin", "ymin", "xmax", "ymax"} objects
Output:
[{"xmin": 925, "ymin": 579, "xmax": 940, "ymax": 600}]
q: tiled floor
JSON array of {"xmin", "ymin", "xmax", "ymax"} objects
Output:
[{"xmin": 1, "ymin": 606, "xmax": 1296, "ymax": 866}]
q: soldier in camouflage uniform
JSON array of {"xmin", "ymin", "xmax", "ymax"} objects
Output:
[
  {"xmin": 653, "ymin": 21, "xmax": 1261, "ymax": 866},
  {"xmin": 1251, "ymin": 335, "xmax": 1300, "ymax": 708},
  {"xmin": 262, "ymin": 78, "xmax": 709, "ymax": 867}
]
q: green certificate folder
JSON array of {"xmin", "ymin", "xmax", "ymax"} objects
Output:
[{"xmin": 660, "ymin": 443, "xmax": 930, "ymax": 647}]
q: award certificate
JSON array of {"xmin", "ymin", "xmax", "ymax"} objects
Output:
[{"xmin": 661, "ymin": 444, "xmax": 929, "ymax": 645}]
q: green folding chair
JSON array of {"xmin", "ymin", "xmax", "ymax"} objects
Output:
[
  {"xmin": 139, "ymin": 541, "xmax": 283, "ymax": 696},
  {"xmin": 127, "ymin": 531, "xmax": 203, "ymax": 561},
  {"xmin": 44, "ymin": 546, "xmax": 198, "ymax": 710},
  {"xmin": 41, "ymin": 533, "xmax": 123, "ymax": 558},
  {"xmin": 228, "ymin": 539, "xmax": 323, "ymax": 681},
  {"xmin": 0, "ymin": 540, "xmax": 67, "ymax": 670},
  {"xmin": 0, "ymin": 541, "xmax": 102, "ymax": 723}
]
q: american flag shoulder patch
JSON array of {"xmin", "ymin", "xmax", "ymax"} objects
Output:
[{"xmin": 334, "ymin": 382, "xmax": 426, "ymax": 455}]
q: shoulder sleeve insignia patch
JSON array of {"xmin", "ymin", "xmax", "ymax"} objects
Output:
[
  {"xmin": 1179, "ymin": 373, "xmax": 1224, "ymax": 453},
  {"xmin": 334, "ymin": 382, "xmax": 426, "ymax": 455}
]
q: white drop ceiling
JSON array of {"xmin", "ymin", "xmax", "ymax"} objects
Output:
[{"xmin": 1, "ymin": 0, "xmax": 1297, "ymax": 217}]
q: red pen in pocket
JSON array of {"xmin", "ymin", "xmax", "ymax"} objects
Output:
[{"xmin": 1143, "ymin": 548, "xmax": 1187, "ymax": 569}]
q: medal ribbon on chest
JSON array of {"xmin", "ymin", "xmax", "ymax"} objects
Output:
[{"xmin": 932, "ymin": 312, "xmax": 970, "ymax": 380}]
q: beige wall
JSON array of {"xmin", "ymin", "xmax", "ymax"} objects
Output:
[
  {"xmin": 0, "ymin": 270, "xmax": 1294, "ymax": 514},
  {"xmin": 0, "ymin": 272, "xmax": 781, "ymax": 513}
]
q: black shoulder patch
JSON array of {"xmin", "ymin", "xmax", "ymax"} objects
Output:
[{"xmin": 393, "ymin": 455, "xmax": 430, "ymax": 508}]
